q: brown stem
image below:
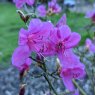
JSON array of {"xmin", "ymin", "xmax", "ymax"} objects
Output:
[
  {"xmin": 73, "ymin": 80, "xmax": 87, "ymax": 95},
  {"xmin": 30, "ymin": 56, "xmax": 58, "ymax": 95},
  {"xmin": 29, "ymin": 56, "xmax": 44, "ymax": 64},
  {"xmin": 43, "ymin": 74, "xmax": 58, "ymax": 95},
  {"xmin": 19, "ymin": 70, "xmax": 26, "ymax": 95},
  {"xmin": 19, "ymin": 84, "xmax": 26, "ymax": 95}
]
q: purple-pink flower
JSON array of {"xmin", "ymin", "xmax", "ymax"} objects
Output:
[
  {"xmin": 12, "ymin": 19, "xmax": 54, "ymax": 70},
  {"xmin": 85, "ymin": 9, "xmax": 95, "ymax": 23},
  {"xmin": 48, "ymin": 0, "xmax": 61, "ymax": 14},
  {"xmin": 38, "ymin": 15, "xmax": 81, "ymax": 57},
  {"xmin": 50, "ymin": 25, "xmax": 81, "ymax": 54},
  {"xmin": 60, "ymin": 49, "xmax": 85, "ymax": 94},
  {"xmin": 36, "ymin": 0, "xmax": 62, "ymax": 17},
  {"xmin": 19, "ymin": 19, "xmax": 53, "ymax": 51},
  {"xmin": 85, "ymin": 38, "xmax": 95, "ymax": 52},
  {"xmin": 13, "ymin": 0, "xmax": 35, "ymax": 9}
]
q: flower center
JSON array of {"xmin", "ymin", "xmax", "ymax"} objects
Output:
[
  {"xmin": 56, "ymin": 41, "xmax": 65, "ymax": 52},
  {"xmin": 58, "ymin": 42, "xmax": 62, "ymax": 49}
]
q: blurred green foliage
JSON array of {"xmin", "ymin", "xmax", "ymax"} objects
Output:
[
  {"xmin": 0, "ymin": 3, "xmax": 91, "ymax": 69},
  {"xmin": 88, "ymin": 0, "xmax": 94, "ymax": 4},
  {"xmin": 0, "ymin": 3, "xmax": 24, "ymax": 68}
]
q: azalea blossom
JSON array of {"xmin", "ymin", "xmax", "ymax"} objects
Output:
[
  {"xmin": 38, "ymin": 15, "xmax": 80, "ymax": 57},
  {"xmin": 85, "ymin": 38, "xmax": 95, "ymax": 52},
  {"xmin": 60, "ymin": 49, "xmax": 85, "ymax": 94},
  {"xmin": 13, "ymin": 0, "xmax": 35, "ymax": 9},
  {"xmin": 85, "ymin": 9, "xmax": 95, "ymax": 23},
  {"xmin": 19, "ymin": 19, "xmax": 53, "ymax": 52},
  {"xmin": 50, "ymin": 25, "xmax": 81, "ymax": 54},
  {"xmin": 36, "ymin": 0, "xmax": 62, "ymax": 17},
  {"xmin": 12, "ymin": 19, "xmax": 54, "ymax": 70},
  {"xmin": 48, "ymin": 0, "xmax": 61, "ymax": 14}
]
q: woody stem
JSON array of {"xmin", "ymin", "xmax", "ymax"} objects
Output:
[{"xmin": 30, "ymin": 56, "xmax": 58, "ymax": 95}]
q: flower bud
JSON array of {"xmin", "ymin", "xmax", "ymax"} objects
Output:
[
  {"xmin": 19, "ymin": 84, "xmax": 26, "ymax": 95},
  {"xmin": 17, "ymin": 10, "xmax": 30, "ymax": 23}
]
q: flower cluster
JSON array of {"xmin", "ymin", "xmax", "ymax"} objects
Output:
[
  {"xmin": 37, "ymin": 0, "xmax": 61, "ymax": 17},
  {"xmin": 13, "ymin": 0, "xmax": 61, "ymax": 16},
  {"xmin": 12, "ymin": 14, "xmax": 85, "ymax": 94}
]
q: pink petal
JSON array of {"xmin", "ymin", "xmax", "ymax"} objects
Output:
[
  {"xmin": 62, "ymin": 76, "xmax": 75, "ymax": 91},
  {"xmin": 53, "ymin": 4, "xmax": 61, "ymax": 13},
  {"xmin": 25, "ymin": 58, "xmax": 32, "ymax": 66},
  {"xmin": 74, "ymin": 89, "xmax": 79, "ymax": 95},
  {"xmin": 12, "ymin": 46, "xmax": 30, "ymax": 68},
  {"xmin": 65, "ymin": 32, "xmax": 81, "ymax": 49},
  {"xmin": 49, "ymin": 28, "xmax": 59, "ymax": 44},
  {"xmin": 38, "ymin": 41, "xmax": 55, "ymax": 56},
  {"xmin": 85, "ymin": 10, "xmax": 95, "ymax": 18},
  {"xmin": 56, "ymin": 14, "xmax": 67, "ymax": 27},
  {"xmin": 58, "ymin": 25, "xmax": 71, "ymax": 40},
  {"xmin": 85, "ymin": 38, "xmax": 92, "ymax": 47},
  {"xmin": 90, "ymin": 44, "xmax": 95, "ymax": 52},
  {"xmin": 19, "ymin": 58, "xmax": 32, "ymax": 71},
  {"xmin": 52, "ymin": 0, "xmax": 57, "ymax": 3},
  {"xmin": 85, "ymin": 38, "xmax": 95, "ymax": 52},
  {"xmin": 26, "ymin": 0, "xmax": 35, "ymax": 5},
  {"xmin": 15, "ymin": 0, "xmax": 25, "ymax": 9},
  {"xmin": 28, "ymin": 19, "xmax": 42, "ymax": 33},
  {"xmin": 37, "ymin": 4, "xmax": 47, "ymax": 17},
  {"xmin": 18, "ymin": 28, "xmax": 28, "ymax": 45},
  {"xmin": 40, "ymin": 21, "xmax": 54, "ymax": 37}
]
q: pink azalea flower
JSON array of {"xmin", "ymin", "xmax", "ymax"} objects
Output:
[
  {"xmin": 85, "ymin": 38, "xmax": 95, "ymax": 52},
  {"xmin": 85, "ymin": 9, "xmax": 95, "ymax": 23},
  {"xmin": 60, "ymin": 49, "xmax": 85, "ymax": 94},
  {"xmin": 56, "ymin": 14, "xmax": 67, "ymax": 27},
  {"xmin": 50, "ymin": 25, "xmax": 81, "ymax": 54},
  {"xmin": 38, "ymin": 14, "xmax": 80, "ymax": 57},
  {"xmin": 48, "ymin": 1, "xmax": 61, "ymax": 14},
  {"xmin": 13, "ymin": 0, "xmax": 35, "ymax": 9},
  {"xmin": 19, "ymin": 19, "xmax": 53, "ymax": 52},
  {"xmin": 37, "ymin": 5, "xmax": 47, "ymax": 17},
  {"xmin": 39, "ymin": 25, "xmax": 80, "ymax": 58},
  {"xmin": 12, "ymin": 19, "xmax": 54, "ymax": 70},
  {"xmin": 12, "ymin": 46, "xmax": 31, "ymax": 70}
]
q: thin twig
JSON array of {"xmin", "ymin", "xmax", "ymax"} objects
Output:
[
  {"xmin": 73, "ymin": 80, "xmax": 87, "ymax": 95},
  {"xmin": 43, "ymin": 74, "xmax": 58, "ymax": 95},
  {"xmin": 29, "ymin": 56, "xmax": 44, "ymax": 64}
]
